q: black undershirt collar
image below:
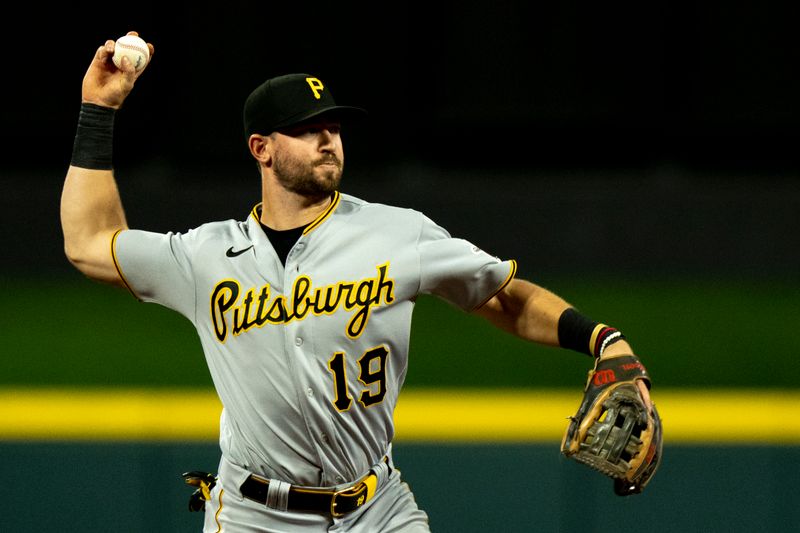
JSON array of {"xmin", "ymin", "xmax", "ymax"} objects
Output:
[{"xmin": 259, "ymin": 222, "xmax": 307, "ymax": 266}]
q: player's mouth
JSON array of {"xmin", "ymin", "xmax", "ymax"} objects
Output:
[{"xmin": 316, "ymin": 156, "xmax": 341, "ymax": 169}]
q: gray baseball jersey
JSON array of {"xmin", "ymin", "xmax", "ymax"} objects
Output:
[{"xmin": 112, "ymin": 191, "xmax": 516, "ymax": 487}]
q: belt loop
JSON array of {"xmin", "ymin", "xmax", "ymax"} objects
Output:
[
  {"xmin": 372, "ymin": 458, "xmax": 390, "ymax": 487},
  {"xmin": 266, "ymin": 479, "xmax": 291, "ymax": 511}
]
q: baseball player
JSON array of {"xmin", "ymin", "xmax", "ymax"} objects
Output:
[{"xmin": 61, "ymin": 33, "xmax": 653, "ymax": 531}]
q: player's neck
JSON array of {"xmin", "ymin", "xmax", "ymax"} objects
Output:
[{"xmin": 260, "ymin": 180, "xmax": 334, "ymax": 230}]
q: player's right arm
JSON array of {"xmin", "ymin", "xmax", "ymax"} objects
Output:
[
  {"xmin": 61, "ymin": 166, "xmax": 127, "ymax": 285},
  {"xmin": 60, "ymin": 33, "xmax": 154, "ymax": 286}
]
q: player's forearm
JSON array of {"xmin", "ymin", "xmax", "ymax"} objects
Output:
[
  {"xmin": 61, "ymin": 93, "xmax": 132, "ymax": 284},
  {"xmin": 476, "ymin": 278, "xmax": 568, "ymax": 346},
  {"xmin": 61, "ymin": 165, "xmax": 128, "ymax": 283},
  {"xmin": 477, "ymin": 278, "xmax": 635, "ymax": 357}
]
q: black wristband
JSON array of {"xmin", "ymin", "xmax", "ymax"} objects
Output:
[
  {"xmin": 70, "ymin": 103, "xmax": 116, "ymax": 170},
  {"xmin": 557, "ymin": 307, "xmax": 626, "ymax": 358}
]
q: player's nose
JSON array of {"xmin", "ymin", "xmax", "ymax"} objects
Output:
[{"xmin": 318, "ymin": 128, "xmax": 338, "ymax": 152}]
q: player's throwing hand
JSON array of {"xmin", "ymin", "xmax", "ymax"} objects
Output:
[{"xmin": 81, "ymin": 31, "xmax": 154, "ymax": 109}]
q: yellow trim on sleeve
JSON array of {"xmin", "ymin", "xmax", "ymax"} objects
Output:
[
  {"xmin": 474, "ymin": 259, "xmax": 517, "ymax": 310},
  {"xmin": 111, "ymin": 229, "xmax": 140, "ymax": 300}
]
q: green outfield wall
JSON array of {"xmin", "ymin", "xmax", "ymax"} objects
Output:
[
  {"xmin": 2, "ymin": 275, "xmax": 798, "ymax": 388},
  {"xmin": 2, "ymin": 441, "xmax": 798, "ymax": 533},
  {"xmin": 2, "ymin": 276, "xmax": 798, "ymax": 532}
]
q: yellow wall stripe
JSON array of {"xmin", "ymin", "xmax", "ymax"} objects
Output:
[
  {"xmin": 0, "ymin": 389, "xmax": 220, "ymax": 441},
  {"xmin": 2, "ymin": 388, "xmax": 799, "ymax": 444}
]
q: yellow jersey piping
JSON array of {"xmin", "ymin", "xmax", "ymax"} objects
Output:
[
  {"xmin": 214, "ymin": 488, "xmax": 224, "ymax": 532},
  {"xmin": 111, "ymin": 229, "xmax": 140, "ymax": 300},
  {"xmin": 303, "ymin": 191, "xmax": 340, "ymax": 235},
  {"xmin": 474, "ymin": 259, "xmax": 517, "ymax": 311},
  {"xmin": 249, "ymin": 191, "xmax": 340, "ymax": 236}
]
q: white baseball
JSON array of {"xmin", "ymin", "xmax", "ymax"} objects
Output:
[{"xmin": 112, "ymin": 35, "xmax": 150, "ymax": 72}]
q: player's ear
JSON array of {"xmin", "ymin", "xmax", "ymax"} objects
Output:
[{"xmin": 248, "ymin": 134, "xmax": 272, "ymax": 165}]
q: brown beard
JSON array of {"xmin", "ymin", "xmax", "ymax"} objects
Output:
[{"xmin": 272, "ymin": 151, "xmax": 343, "ymax": 198}]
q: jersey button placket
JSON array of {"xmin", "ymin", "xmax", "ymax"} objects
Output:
[
  {"xmin": 289, "ymin": 240, "xmax": 305, "ymax": 271},
  {"xmin": 284, "ymin": 238, "xmax": 329, "ymax": 476}
]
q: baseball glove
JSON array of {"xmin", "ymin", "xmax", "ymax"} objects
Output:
[{"xmin": 561, "ymin": 353, "xmax": 663, "ymax": 496}]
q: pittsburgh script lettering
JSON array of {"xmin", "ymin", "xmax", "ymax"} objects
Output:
[{"xmin": 210, "ymin": 263, "xmax": 395, "ymax": 342}]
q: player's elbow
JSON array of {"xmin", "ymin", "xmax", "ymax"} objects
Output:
[
  {"xmin": 63, "ymin": 231, "xmax": 124, "ymax": 286},
  {"xmin": 63, "ymin": 239, "xmax": 99, "ymax": 279},
  {"xmin": 63, "ymin": 229, "xmax": 93, "ymax": 267},
  {"xmin": 63, "ymin": 240, "xmax": 79, "ymax": 267},
  {"xmin": 64, "ymin": 240, "xmax": 91, "ymax": 272}
]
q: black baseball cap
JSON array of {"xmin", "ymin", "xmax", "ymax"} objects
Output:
[{"xmin": 243, "ymin": 73, "xmax": 366, "ymax": 136}]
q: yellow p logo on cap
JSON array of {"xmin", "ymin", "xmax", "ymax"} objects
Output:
[{"xmin": 305, "ymin": 77, "xmax": 324, "ymax": 99}]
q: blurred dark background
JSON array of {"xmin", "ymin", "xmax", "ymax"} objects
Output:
[{"xmin": 2, "ymin": 1, "xmax": 798, "ymax": 280}]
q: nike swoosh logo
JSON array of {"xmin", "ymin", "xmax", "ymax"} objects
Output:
[{"xmin": 226, "ymin": 245, "xmax": 254, "ymax": 258}]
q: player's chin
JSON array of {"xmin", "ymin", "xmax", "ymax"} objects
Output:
[{"xmin": 316, "ymin": 166, "xmax": 342, "ymax": 187}]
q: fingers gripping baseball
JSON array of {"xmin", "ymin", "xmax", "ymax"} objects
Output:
[{"xmin": 81, "ymin": 32, "xmax": 154, "ymax": 109}]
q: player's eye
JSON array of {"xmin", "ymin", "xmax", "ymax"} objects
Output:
[{"xmin": 286, "ymin": 123, "xmax": 339, "ymax": 138}]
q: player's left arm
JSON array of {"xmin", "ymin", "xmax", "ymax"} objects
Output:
[
  {"xmin": 474, "ymin": 278, "xmax": 631, "ymax": 355},
  {"xmin": 474, "ymin": 278, "xmax": 649, "ymax": 401}
]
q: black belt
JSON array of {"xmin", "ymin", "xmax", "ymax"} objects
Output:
[{"xmin": 240, "ymin": 460, "xmax": 391, "ymax": 517}]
